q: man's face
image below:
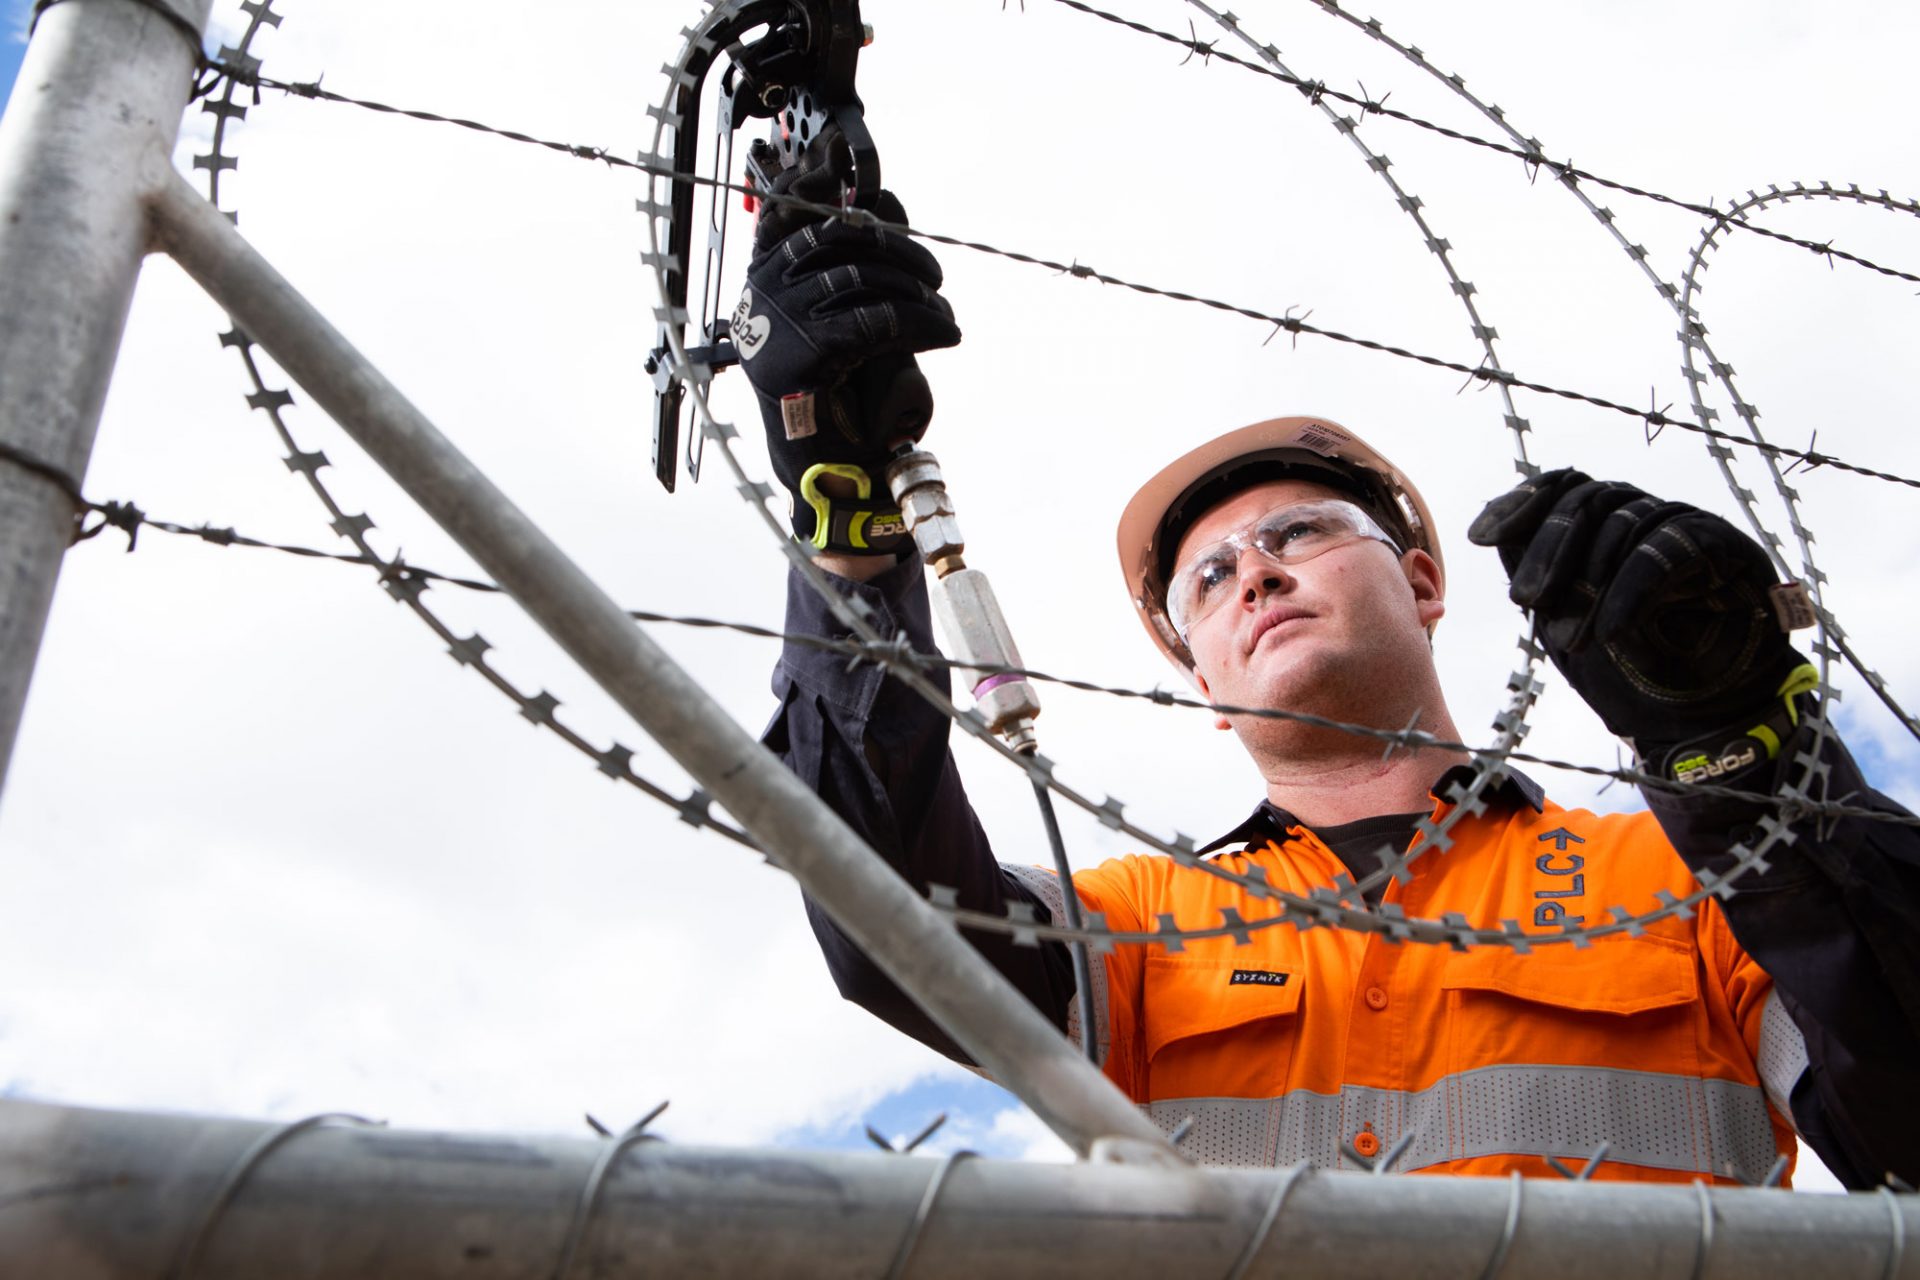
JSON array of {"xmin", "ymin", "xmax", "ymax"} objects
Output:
[{"xmin": 1173, "ymin": 479, "xmax": 1445, "ymax": 730}]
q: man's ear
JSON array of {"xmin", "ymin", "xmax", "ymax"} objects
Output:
[
  {"xmin": 1403, "ymin": 548, "xmax": 1446, "ymax": 629},
  {"xmin": 1192, "ymin": 668, "xmax": 1233, "ymax": 732}
]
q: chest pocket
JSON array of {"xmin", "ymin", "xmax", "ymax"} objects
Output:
[
  {"xmin": 1143, "ymin": 956, "xmax": 1304, "ymax": 1099},
  {"xmin": 1440, "ymin": 934, "xmax": 1702, "ymax": 1077}
]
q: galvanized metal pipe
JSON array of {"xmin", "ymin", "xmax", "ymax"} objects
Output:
[
  {"xmin": 0, "ymin": 0, "xmax": 213, "ymax": 798},
  {"xmin": 144, "ymin": 169, "xmax": 1173, "ymax": 1163},
  {"xmin": 0, "ymin": 1099, "xmax": 1912, "ymax": 1280}
]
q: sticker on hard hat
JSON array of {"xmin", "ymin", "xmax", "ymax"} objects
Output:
[{"xmin": 1291, "ymin": 422, "xmax": 1352, "ymax": 455}]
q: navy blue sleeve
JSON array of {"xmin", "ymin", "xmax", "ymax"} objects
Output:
[
  {"xmin": 761, "ymin": 556, "xmax": 1077, "ymax": 1065},
  {"xmin": 1643, "ymin": 720, "xmax": 1920, "ymax": 1188}
]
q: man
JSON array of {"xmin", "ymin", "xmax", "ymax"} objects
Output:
[{"xmin": 738, "ymin": 175, "xmax": 1920, "ymax": 1185}]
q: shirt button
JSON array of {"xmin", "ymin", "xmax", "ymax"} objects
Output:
[
  {"xmin": 1352, "ymin": 1129, "xmax": 1382, "ymax": 1158},
  {"xmin": 1365, "ymin": 986, "xmax": 1389, "ymax": 1011}
]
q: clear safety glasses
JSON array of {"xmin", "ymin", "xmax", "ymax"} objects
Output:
[{"xmin": 1166, "ymin": 498, "xmax": 1399, "ymax": 639}]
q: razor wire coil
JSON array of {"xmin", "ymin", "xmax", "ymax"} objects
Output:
[
  {"xmin": 156, "ymin": 0, "xmax": 1920, "ymax": 960},
  {"xmin": 642, "ymin": 0, "xmax": 1880, "ymax": 950}
]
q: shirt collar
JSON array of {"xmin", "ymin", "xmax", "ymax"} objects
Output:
[{"xmin": 1196, "ymin": 764, "xmax": 1546, "ymax": 856}]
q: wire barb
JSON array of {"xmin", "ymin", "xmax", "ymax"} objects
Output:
[
  {"xmin": 166, "ymin": 1112, "xmax": 384, "ymax": 1280},
  {"xmin": 1222, "ymin": 1164, "xmax": 1310, "ymax": 1280},
  {"xmin": 552, "ymin": 1102, "xmax": 670, "ymax": 1280},
  {"xmin": 882, "ymin": 1149, "xmax": 977, "ymax": 1280},
  {"xmin": 1477, "ymin": 1172, "xmax": 1524, "ymax": 1280}
]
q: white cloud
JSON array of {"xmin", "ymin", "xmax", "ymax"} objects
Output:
[{"xmin": 982, "ymin": 1104, "xmax": 1077, "ymax": 1164}]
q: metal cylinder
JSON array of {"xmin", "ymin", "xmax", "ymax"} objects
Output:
[
  {"xmin": 929, "ymin": 567, "xmax": 1043, "ymax": 736},
  {"xmin": 886, "ymin": 448, "xmax": 1041, "ymax": 745},
  {"xmin": 0, "ymin": 0, "xmax": 214, "ymax": 800},
  {"xmin": 887, "ymin": 447, "xmax": 966, "ymax": 565}
]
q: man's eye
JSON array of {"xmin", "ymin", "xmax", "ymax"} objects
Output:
[
  {"xmin": 1193, "ymin": 556, "xmax": 1237, "ymax": 597},
  {"xmin": 1258, "ymin": 516, "xmax": 1327, "ymax": 549}
]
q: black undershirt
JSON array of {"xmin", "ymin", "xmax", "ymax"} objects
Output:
[{"xmin": 1309, "ymin": 811, "xmax": 1426, "ymax": 905}]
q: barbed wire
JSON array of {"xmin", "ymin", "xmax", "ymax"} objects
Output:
[
  {"xmin": 23, "ymin": 0, "xmax": 1906, "ymax": 1199},
  {"xmin": 149, "ymin": 0, "xmax": 1904, "ymax": 952},
  {"xmin": 107, "ymin": 0, "xmax": 1887, "ymax": 958},
  {"xmin": 1156, "ymin": 0, "xmax": 1916, "ymax": 787},
  {"xmin": 167, "ymin": 0, "xmax": 1562, "ymax": 959},
  {"xmin": 1178, "ymin": 0, "xmax": 1890, "ymax": 930},
  {"xmin": 630, "ymin": 0, "xmax": 1906, "ymax": 956},
  {"xmin": 1179, "ymin": 1, "xmax": 1537, "ymax": 482},
  {"xmin": 176, "ymin": 57, "xmax": 1920, "ymax": 494},
  {"xmin": 0, "ymin": 9, "xmax": 1904, "ymax": 1253},
  {"xmin": 633, "ymin": 1, "xmax": 1890, "ymax": 950},
  {"xmin": 1135, "ymin": 0, "xmax": 1552, "ymax": 958},
  {"xmin": 160, "ymin": 2, "xmax": 1805, "ymax": 956},
  {"xmin": 1282, "ymin": 0, "xmax": 1920, "ymax": 754},
  {"xmin": 1045, "ymin": 0, "xmax": 1920, "ymax": 288},
  {"xmin": 643, "ymin": 0, "xmax": 1550, "ymax": 941},
  {"xmin": 54, "ymin": 499, "xmax": 1920, "ymax": 832},
  {"xmin": 934, "ymin": 835, "xmax": 1788, "ymax": 954},
  {"xmin": 1180, "ymin": 0, "xmax": 1858, "ymax": 936},
  {"xmin": 1285, "ymin": 10, "xmax": 1829, "ymax": 571},
  {"xmin": 156, "ymin": 29, "xmax": 1919, "ymax": 953},
  {"xmin": 1236, "ymin": 0, "xmax": 1856, "ymax": 929},
  {"xmin": 1244, "ymin": 0, "xmax": 1920, "ymax": 1053}
]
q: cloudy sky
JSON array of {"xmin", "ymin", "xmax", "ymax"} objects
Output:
[{"xmin": 2, "ymin": 0, "xmax": 1916, "ymax": 1187}]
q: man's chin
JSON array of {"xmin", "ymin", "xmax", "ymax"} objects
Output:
[{"xmin": 1230, "ymin": 659, "xmax": 1355, "ymax": 725}]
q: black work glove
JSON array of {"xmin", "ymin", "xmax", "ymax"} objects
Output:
[
  {"xmin": 1467, "ymin": 468, "xmax": 1817, "ymax": 786},
  {"xmin": 737, "ymin": 166, "xmax": 960, "ymax": 555}
]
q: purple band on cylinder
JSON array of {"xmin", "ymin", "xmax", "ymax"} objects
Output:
[{"xmin": 972, "ymin": 672, "xmax": 1022, "ymax": 698}]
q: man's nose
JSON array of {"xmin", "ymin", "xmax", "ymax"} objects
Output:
[{"xmin": 1236, "ymin": 545, "xmax": 1294, "ymax": 606}]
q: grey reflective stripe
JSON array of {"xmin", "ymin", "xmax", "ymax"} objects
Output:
[
  {"xmin": 1757, "ymin": 989, "xmax": 1810, "ymax": 1120},
  {"xmin": 1147, "ymin": 1063, "xmax": 1780, "ymax": 1180},
  {"xmin": 1000, "ymin": 863, "xmax": 1108, "ymax": 1067}
]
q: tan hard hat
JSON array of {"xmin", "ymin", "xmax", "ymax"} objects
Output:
[{"xmin": 1115, "ymin": 416, "xmax": 1443, "ymax": 672}]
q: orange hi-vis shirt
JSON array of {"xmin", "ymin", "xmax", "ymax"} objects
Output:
[{"xmin": 1015, "ymin": 784, "xmax": 1804, "ymax": 1184}]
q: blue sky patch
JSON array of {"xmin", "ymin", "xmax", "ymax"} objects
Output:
[
  {"xmin": 776, "ymin": 1071, "xmax": 1068, "ymax": 1162},
  {"xmin": 2, "ymin": 1, "xmax": 29, "ymax": 113}
]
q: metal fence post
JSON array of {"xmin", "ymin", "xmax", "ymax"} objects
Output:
[
  {"xmin": 0, "ymin": 0, "xmax": 214, "ymax": 800},
  {"xmin": 3, "ymin": 1099, "xmax": 1916, "ymax": 1280}
]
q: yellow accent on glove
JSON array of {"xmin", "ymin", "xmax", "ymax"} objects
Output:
[
  {"xmin": 799, "ymin": 462, "xmax": 874, "ymax": 551},
  {"xmin": 1777, "ymin": 662, "xmax": 1820, "ymax": 725}
]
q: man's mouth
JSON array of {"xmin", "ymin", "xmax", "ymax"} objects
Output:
[{"xmin": 1247, "ymin": 606, "xmax": 1312, "ymax": 653}]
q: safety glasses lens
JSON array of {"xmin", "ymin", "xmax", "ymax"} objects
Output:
[{"xmin": 1166, "ymin": 500, "xmax": 1387, "ymax": 638}]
